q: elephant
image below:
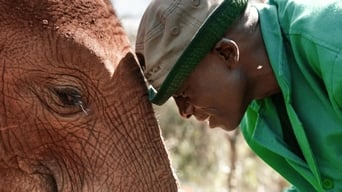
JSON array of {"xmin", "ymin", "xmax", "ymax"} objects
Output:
[{"xmin": 0, "ymin": 0, "xmax": 179, "ymax": 191}]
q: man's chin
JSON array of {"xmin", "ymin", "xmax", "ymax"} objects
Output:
[{"xmin": 208, "ymin": 118, "xmax": 238, "ymax": 132}]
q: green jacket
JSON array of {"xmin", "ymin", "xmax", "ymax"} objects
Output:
[{"xmin": 241, "ymin": 0, "xmax": 342, "ymax": 191}]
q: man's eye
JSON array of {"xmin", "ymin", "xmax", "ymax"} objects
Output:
[{"xmin": 174, "ymin": 91, "xmax": 186, "ymax": 98}]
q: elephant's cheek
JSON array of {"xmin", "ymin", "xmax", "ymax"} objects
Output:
[{"xmin": 98, "ymin": 56, "xmax": 179, "ymax": 189}]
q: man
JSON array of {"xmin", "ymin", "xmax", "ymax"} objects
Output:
[{"xmin": 135, "ymin": 0, "xmax": 342, "ymax": 191}]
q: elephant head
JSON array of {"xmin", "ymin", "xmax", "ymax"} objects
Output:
[{"xmin": 0, "ymin": 0, "xmax": 179, "ymax": 191}]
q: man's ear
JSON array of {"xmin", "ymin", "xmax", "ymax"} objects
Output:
[{"xmin": 214, "ymin": 38, "xmax": 239, "ymax": 68}]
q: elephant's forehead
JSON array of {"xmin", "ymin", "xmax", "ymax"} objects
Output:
[
  {"xmin": 3, "ymin": 1, "xmax": 118, "ymax": 31},
  {"xmin": 1, "ymin": 0, "xmax": 131, "ymax": 76}
]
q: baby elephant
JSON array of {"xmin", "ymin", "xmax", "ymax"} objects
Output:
[{"xmin": 0, "ymin": 0, "xmax": 178, "ymax": 191}]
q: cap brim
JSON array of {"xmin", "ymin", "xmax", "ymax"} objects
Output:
[{"xmin": 149, "ymin": 0, "xmax": 248, "ymax": 105}]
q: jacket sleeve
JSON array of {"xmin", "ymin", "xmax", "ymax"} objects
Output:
[
  {"xmin": 287, "ymin": 33, "xmax": 342, "ymax": 112},
  {"xmin": 278, "ymin": 0, "xmax": 342, "ymax": 111}
]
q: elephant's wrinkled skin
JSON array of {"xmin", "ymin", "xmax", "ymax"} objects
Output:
[{"xmin": 0, "ymin": 0, "xmax": 179, "ymax": 191}]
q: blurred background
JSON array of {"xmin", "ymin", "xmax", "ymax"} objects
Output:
[{"xmin": 111, "ymin": 0, "xmax": 289, "ymax": 191}]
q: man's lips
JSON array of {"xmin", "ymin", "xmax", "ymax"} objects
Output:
[
  {"xmin": 207, "ymin": 116, "xmax": 215, "ymax": 128},
  {"xmin": 193, "ymin": 107, "xmax": 216, "ymax": 122},
  {"xmin": 194, "ymin": 114, "xmax": 210, "ymax": 121},
  {"xmin": 195, "ymin": 114, "xmax": 218, "ymax": 129}
]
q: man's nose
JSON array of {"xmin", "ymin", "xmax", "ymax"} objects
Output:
[
  {"xmin": 180, "ymin": 103, "xmax": 193, "ymax": 119},
  {"xmin": 174, "ymin": 97, "xmax": 193, "ymax": 119},
  {"xmin": 179, "ymin": 100, "xmax": 194, "ymax": 119}
]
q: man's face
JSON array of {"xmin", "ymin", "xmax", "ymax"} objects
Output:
[{"xmin": 173, "ymin": 50, "xmax": 250, "ymax": 131}]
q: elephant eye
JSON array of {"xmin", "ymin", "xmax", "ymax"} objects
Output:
[
  {"xmin": 49, "ymin": 86, "xmax": 89, "ymax": 116},
  {"xmin": 53, "ymin": 87, "xmax": 82, "ymax": 106}
]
